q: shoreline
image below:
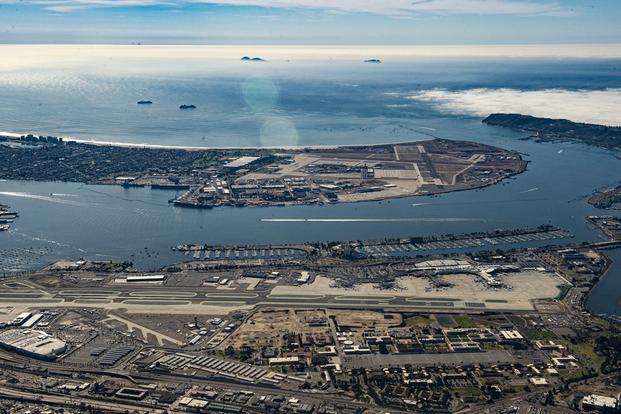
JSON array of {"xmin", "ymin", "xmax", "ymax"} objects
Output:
[{"xmin": 0, "ymin": 131, "xmax": 421, "ymax": 152}]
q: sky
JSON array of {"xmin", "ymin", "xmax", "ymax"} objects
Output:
[{"xmin": 0, "ymin": 0, "xmax": 620, "ymax": 44}]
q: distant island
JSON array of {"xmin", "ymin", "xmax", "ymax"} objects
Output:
[
  {"xmin": 241, "ymin": 56, "xmax": 266, "ymax": 62},
  {"xmin": 179, "ymin": 104, "xmax": 196, "ymax": 110},
  {"xmin": 364, "ymin": 59, "xmax": 381, "ymax": 63},
  {"xmin": 589, "ymin": 183, "xmax": 621, "ymax": 209},
  {"xmin": 137, "ymin": 100, "xmax": 152, "ymax": 105},
  {"xmin": 483, "ymin": 113, "xmax": 621, "ymax": 150}
]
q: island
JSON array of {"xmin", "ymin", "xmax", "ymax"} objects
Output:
[
  {"xmin": 0, "ymin": 134, "xmax": 526, "ymax": 209},
  {"xmin": 589, "ymin": 183, "xmax": 621, "ymax": 209},
  {"xmin": 483, "ymin": 113, "xmax": 621, "ymax": 150},
  {"xmin": 179, "ymin": 104, "xmax": 196, "ymax": 110},
  {"xmin": 241, "ymin": 56, "xmax": 266, "ymax": 62}
]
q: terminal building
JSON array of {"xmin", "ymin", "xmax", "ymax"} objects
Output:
[{"xmin": 0, "ymin": 329, "xmax": 67, "ymax": 360}]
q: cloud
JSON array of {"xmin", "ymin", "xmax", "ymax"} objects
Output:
[
  {"xmin": 0, "ymin": 0, "xmax": 577, "ymax": 16},
  {"xmin": 407, "ymin": 88, "xmax": 621, "ymax": 126}
]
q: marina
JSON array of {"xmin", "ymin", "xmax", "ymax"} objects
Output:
[
  {"xmin": 354, "ymin": 226, "xmax": 573, "ymax": 257},
  {"xmin": 175, "ymin": 243, "xmax": 310, "ymax": 262},
  {"xmin": 0, "ymin": 204, "xmax": 18, "ymax": 232}
]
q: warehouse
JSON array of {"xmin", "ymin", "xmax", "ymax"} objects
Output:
[{"xmin": 0, "ymin": 329, "xmax": 66, "ymax": 360}]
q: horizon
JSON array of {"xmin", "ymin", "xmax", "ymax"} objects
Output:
[{"xmin": 1, "ymin": 0, "xmax": 620, "ymax": 44}]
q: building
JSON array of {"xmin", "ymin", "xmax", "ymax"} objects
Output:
[
  {"xmin": 534, "ymin": 340, "xmax": 566, "ymax": 351},
  {"xmin": 268, "ymin": 356, "xmax": 300, "ymax": 366},
  {"xmin": 10, "ymin": 312, "xmax": 31, "ymax": 326},
  {"xmin": 582, "ymin": 394, "xmax": 619, "ymax": 411},
  {"xmin": 126, "ymin": 274, "xmax": 166, "ymax": 283},
  {"xmin": 499, "ymin": 330, "xmax": 524, "ymax": 341},
  {"xmin": 223, "ymin": 156, "xmax": 261, "ymax": 169},
  {"xmin": 0, "ymin": 329, "xmax": 66, "ymax": 360}
]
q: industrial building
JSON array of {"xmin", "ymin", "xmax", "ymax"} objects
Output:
[{"xmin": 0, "ymin": 329, "xmax": 66, "ymax": 360}]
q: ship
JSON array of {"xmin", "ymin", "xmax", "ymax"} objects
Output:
[
  {"xmin": 137, "ymin": 100, "xmax": 153, "ymax": 105},
  {"xmin": 179, "ymin": 104, "xmax": 197, "ymax": 110}
]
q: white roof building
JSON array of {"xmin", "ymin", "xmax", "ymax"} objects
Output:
[
  {"xmin": 0, "ymin": 329, "xmax": 66, "ymax": 360},
  {"xmin": 582, "ymin": 394, "xmax": 618, "ymax": 410}
]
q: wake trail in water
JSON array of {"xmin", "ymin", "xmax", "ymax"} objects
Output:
[
  {"xmin": 79, "ymin": 185, "xmax": 168, "ymax": 207},
  {"xmin": 0, "ymin": 191, "xmax": 86, "ymax": 206},
  {"xmin": 261, "ymin": 218, "xmax": 487, "ymax": 223},
  {"xmin": 12, "ymin": 230, "xmax": 87, "ymax": 252}
]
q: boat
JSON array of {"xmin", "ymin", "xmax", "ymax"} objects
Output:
[
  {"xmin": 137, "ymin": 100, "xmax": 153, "ymax": 105},
  {"xmin": 179, "ymin": 104, "xmax": 196, "ymax": 110},
  {"xmin": 0, "ymin": 224, "xmax": 9, "ymax": 231}
]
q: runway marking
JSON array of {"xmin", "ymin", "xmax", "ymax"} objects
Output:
[
  {"xmin": 205, "ymin": 293, "xmax": 259, "ymax": 298},
  {"xmin": 121, "ymin": 300, "xmax": 190, "ymax": 305},
  {"xmin": 59, "ymin": 290, "xmax": 121, "ymax": 296},
  {"xmin": 0, "ymin": 298, "xmax": 63, "ymax": 303},
  {"xmin": 200, "ymin": 300, "xmax": 248, "ymax": 307},
  {"xmin": 129, "ymin": 291, "xmax": 197, "ymax": 298},
  {"xmin": 74, "ymin": 299, "xmax": 113, "ymax": 304},
  {"xmin": 334, "ymin": 295, "xmax": 395, "ymax": 301},
  {"xmin": 0, "ymin": 292, "xmax": 45, "ymax": 298},
  {"xmin": 266, "ymin": 294, "xmax": 325, "ymax": 300}
]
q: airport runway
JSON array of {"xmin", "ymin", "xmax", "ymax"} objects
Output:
[{"xmin": 0, "ymin": 282, "xmax": 505, "ymax": 312}]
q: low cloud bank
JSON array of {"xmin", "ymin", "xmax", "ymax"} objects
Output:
[{"xmin": 408, "ymin": 88, "xmax": 621, "ymax": 126}]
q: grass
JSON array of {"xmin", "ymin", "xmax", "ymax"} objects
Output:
[
  {"xmin": 453, "ymin": 315, "xmax": 479, "ymax": 328},
  {"xmin": 436, "ymin": 314, "xmax": 456, "ymax": 328},
  {"xmin": 453, "ymin": 387, "xmax": 483, "ymax": 398},
  {"xmin": 572, "ymin": 340, "xmax": 605, "ymax": 369},
  {"xmin": 405, "ymin": 316, "xmax": 433, "ymax": 328},
  {"xmin": 523, "ymin": 328, "xmax": 559, "ymax": 341},
  {"xmin": 555, "ymin": 284, "xmax": 572, "ymax": 300},
  {"xmin": 480, "ymin": 342, "xmax": 505, "ymax": 351}
]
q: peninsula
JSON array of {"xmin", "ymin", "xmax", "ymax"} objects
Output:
[
  {"xmin": 0, "ymin": 135, "xmax": 526, "ymax": 208},
  {"xmin": 589, "ymin": 183, "xmax": 621, "ymax": 209},
  {"xmin": 483, "ymin": 113, "xmax": 621, "ymax": 150},
  {"xmin": 0, "ymin": 134, "xmax": 526, "ymax": 208}
]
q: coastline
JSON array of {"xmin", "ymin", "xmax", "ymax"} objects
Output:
[{"xmin": 1, "ymin": 131, "xmax": 408, "ymax": 151}]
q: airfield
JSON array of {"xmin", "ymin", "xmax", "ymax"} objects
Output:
[{"xmin": 0, "ymin": 266, "xmax": 564, "ymax": 326}]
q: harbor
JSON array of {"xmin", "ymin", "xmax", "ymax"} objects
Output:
[{"xmin": 0, "ymin": 204, "xmax": 18, "ymax": 232}]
